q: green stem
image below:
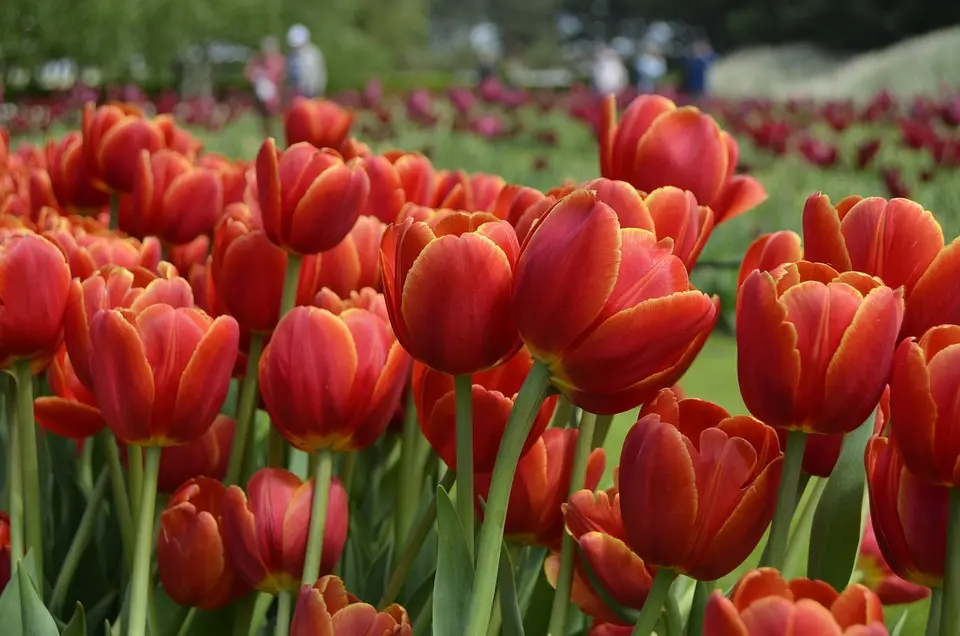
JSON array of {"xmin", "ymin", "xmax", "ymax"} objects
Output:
[
  {"xmin": 454, "ymin": 374, "xmax": 475, "ymax": 559},
  {"xmin": 13, "ymin": 359, "xmax": 43, "ymax": 586},
  {"xmin": 127, "ymin": 446, "xmax": 162, "ymax": 636},
  {"xmin": 109, "ymin": 193, "xmax": 120, "ymax": 231},
  {"xmin": 783, "ymin": 476, "xmax": 827, "ymax": 578},
  {"xmin": 226, "ymin": 332, "xmax": 265, "ymax": 486},
  {"xmin": 550, "ymin": 395, "xmax": 574, "ymax": 429},
  {"xmin": 395, "ymin": 393, "xmax": 419, "ymax": 551},
  {"xmin": 128, "ymin": 443, "xmax": 143, "ymax": 524},
  {"xmin": 280, "ymin": 252, "xmax": 303, "ymax": 317},
  {"xmin": 340, "ymin": 452, "xmax": 357, "ymax": 503},
  {"xmin": 101, "ymin": 431, "xmax": 134, "ymax": 575},
  {"xmin": 380, "ymin": 470, "xmax": 457, "ymax": 608},
  {"xmin": 761, "ymin": 430, "xmax": 807, "ymax": 571},
  {"xmin": 78, "ymin": 437, "xmax": 94, "ymax": 500},
  {"xmin": 940, "ymin": 488, "xmax": 960, "ymax": 636},
  {"xmin": 686, "ymin": 580, "xmax": 714, "ymax": 636},
  {"xmin": 591, "ymin": 413, "xmax": 614, "ymax": 450},
  {"xmin": 250, "ymin": 591, "xmax": 275, "ymax": 636},
  {"xmin": 175, "ymin": 607, "xmax": 198, "ymax": 636},
  {"xmin": 631, "ymin": 568, "xmax": 676, "ymax": 636},
  {"xmin": 6, "ymin": 376, "xmax": 23, "ymax": 575},
  {"xmin": 301, "ymin": 449, "xmax": 335, "ymax": 586},
  {"xmin": 928, "ymin": 585, "xmax": 943, "ymax": 636},
  {"xmin": 547, "ymin": 411, "xmax": 598, "ymax": 636},
  {"xmin": 463, "ymin": 361, "xmax": 553, "ymax": 636},
  {"xmin": 664, "ymin": 587, "xmax": 683, "ymax": 636},
  {"xmin": 232, "ymin": 593, "xmax": 257, "ymax": 636},
  {"xmin": 274, "ymin": 590, "xmax": 293, "ymax": 636},
  {"xmin": 486, "ymin": 589, "xmax": 502, "ymax": 636},
  {"xmin": 50, "ymin": 466, "xmax": 110, "ymax": 616},
  {"xmin": 267, "ymin": 427, "xmax": 287, "ymax": 469}
]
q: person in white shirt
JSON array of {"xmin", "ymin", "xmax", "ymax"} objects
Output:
[
  {"xmin": 636, "ymin": 42, "xmax": 667, "ymax": 93},
  {"xmin": 592, "ymin": 46, "xmax": 628, "ymax": 96},
  {"xmin": 287, "ymin": 24, "xmax": 327, "ymax": 98}
]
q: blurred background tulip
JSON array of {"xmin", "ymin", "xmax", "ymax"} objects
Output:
[
  {"xmin": 291, "ymin": 575, "xmax": 412, "ymax": 636},
  {"xmin": 284, "ymin": 97, "xmax": 355, "ymax": 153}
]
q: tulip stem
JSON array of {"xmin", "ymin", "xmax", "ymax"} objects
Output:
[
  {"xmin": 395, "ymin": 394, "xmax": 420, "ymax": 552},
  {"xmin": 686, "ymin": 580, "xmax": 714, "ymax": 636},
  {"xmin": 928, "ymin": 585, "xmax": 943, "ymax": 636},
  {"xmin": 301, "ymin": 449, "xmax": 335, "ymax": 586},
  {"xmin": 101, "ymin": 431, "xmax": 134, "ymax": 575},
  {"xmin": 762, "ymin": 430, "xmax": 807, "ymax": 571},
  {"xmin": 280, "ymin": 252, "xmax": 303, "ymax": 317},
  {"xmin": 463, "ymin": 361, "xmax": 553, "ymax": 636},
  {"xmin": 5, "ymin": 375, "xmax": 23, "ymax": 578},
  {"xmin": 226, "ymin": 332, "xmax": 265, "ymax": 486},
  {"xmin": 941, "ymin": 488, "xmax": 960, "ymax": 636},
  {"xmin": 454, "ymin": 374, "xmax": 476, "ymax": 559},
  {"xmin": 632, "ymin": 568, "xmax": 676, "ymax": 636},
  {"xmin": 50, "ymin": 466, "xmax": 109, "ymax": 616},
  {"xmin": 127, "ymin": 445, "xmax": 161, "ymax": 636},
  {"xmin": 128, "ymin": 443, "xmax": 143, "ymax": 524},
  {"xmin": 13, "ymin": 359, "xmax": 43, "ymax": 588},
  {"xmin": 591, "ymin": 413, "xmax": 614, "ymax": 450},
  {"xmin": 267, "ymin": 427, "xmax": 287, "ymax": 468},
  {"xmin": 380, "ymin": 470, "xmax": 457, "ymax": 609},
  {"xmin": 274, "ymin": 590, "xmax": 293, "ymax": 636},
  {"xmin": 174, "ymin": 607, "xmax": 198, "ymax": 636},
  {"xmin": 547, "ymin": 411, "xmax": 598, "ymax": 636},
  {"xmin": 550, "ymin": 395, "xmax": 574, "ymax": 429}
]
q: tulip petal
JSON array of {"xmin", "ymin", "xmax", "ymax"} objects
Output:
[
  {"xmin": 290, "ymin": 587, "xmax": 336, "ymax": 636},
  {"xmin": 578, "ymin": 531, "xmax": 653, "ymax": 611},
  {"xmin": 221, "ymin": 485, "xmax": 272, "ymax": 592},
  {"xmin": 830, "ymin": 584, "xmax": 884, "ymax": 628},
  {"xmin": 802, "ymin": 193, "xmax": 851, "ymax": 273},
  {"xmin": 34, "ymin": 397, "xmax": 106, "ymax": 439},
  {"xmin": 901, "ymin": 238, "xmax": 960, "ymax": 339},
  {"xmin": 737, "ymin": 231, "xmax": 803, "ymax": 291},
  {"xmin": 609, "ymin": 95, "xmax": 677, "ymax": 181},
  {"xmin": 157, "ymin": 506, "xmax": 226, "ymax": 607},
  {"xmin": 711, "ymin": 174, "xmax": 768, "ymax": 225},
  {"xmin": 923, "ymin": 343, "xmax": 960, "ymax": 485},
  {"xmin": 290, "ymin": 165, "xmax": 370, "ymax": 254},
  {"xmin": 582, "ymin": 178, "xmax": 656, "ymax": 231},
  {"xmin": 703, "ymin": 592, "xmax": 750, "ymax": 636}
]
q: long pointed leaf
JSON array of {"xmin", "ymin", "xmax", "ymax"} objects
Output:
[
  {"xmin": 17, "ymin": 562, "xmax": 59, "ymax": 636},
  {"xmin": 498, "ymin": 544, "xmax": 525, "ymax": 636},
  {"xmin": 433, "ymin": 486, "xmax": 474, "ymax": 636}
]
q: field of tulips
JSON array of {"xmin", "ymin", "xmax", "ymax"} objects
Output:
[{"xmin": 1, "ymin": 81, "xmax": 960, "ymax": 636}]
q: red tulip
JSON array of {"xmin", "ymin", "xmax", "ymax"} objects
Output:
[
  {"xmin": 476, "ymin": 428, "xmax": 605, "ymax": 549},
  {"xmin": 512, "ymin": 189, "xmax": 718, "ymax": 414},
  {"xmin": 857, "ymin": 518, "xmax": 932, "ymax": 605},
  {"xmin": 158, "ymin": 414, "xmax": 236, "ymax": 494},
  {"xmin": 34, "ymin": 346, "xmax": 106, "ymax": 439},
  {"xmin": 198, "ymin": 153, "xmax": 248, "ymax": 205},
  {"xmin": 599, "ymin": 94, "xmax": 767, "ymax": 224},
  {"xmin": 380, "ymin": 212, "xmax": 522, "ymax": 375},
  {"xmin": 704, "ymin": 568, "xmax": 887, "ymax": 635},
  {"xmin": 221, "ymin": 468, "xmax": 348, "ymax": 593},
  {"xmin": 154, "ymin": 114, "xmax": 202, "ymax": 161},
  {"xmin": 856, "ymin": 139, "xmax": 882, "ymax": 170},
  {"xmin": 82, "ymin": 103, "xmax": 165, "ymax": 193},
  {"xmin": 316, "ymin": 215, "xmax": 385, "ymax": 296},
  {"xmin": 291, "ymin": 576, "xmax": 412, "ymax": 636},
  {"xmin": 737, "ymin": 231, "xmax": 803, "ymax": 290},
  {"xmin": 358, "ymin": 155, "xmax": 406, "ymax": 224},
  {"xmin": 620, "ymin": 388, "xmax": 782, "ymax": 580},
  {"xmin": 895, "ymin": 235, "xmax": 960, "ymax": 338},
  {"xmin": 384, "ymin": 151, "xmax": 435, "ymax": 207},
  {"xmin": 259, "ymin": 304, "xmax": 411, "ymax": 453},
  {"xmin": 157, "ymin": 477, "xmax": 250, "ymax": 610},
  {"xmin": 45, "ymin": 132, "xmax": 110, "ymax": 212},
  {"xmin": 284, "ymin": 97, "xmax": 355, "ymax": 152},
  {"xmin": 737, "ymin": 262, "xmax": 903, "ymax": 435}
]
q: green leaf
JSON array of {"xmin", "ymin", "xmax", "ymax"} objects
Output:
[
  {"xmin": 890, "ymin": 609, "xmax": 910, "ymax": 636},
  {"xmin": 17, "ymin": 562, "xmax": 59, "ymax": 636},
  {"xmin": 807, "ymin": 411, "xmax": 876, "ymax": 590},
  {"xmin": 498, "ymin": 544, "xmax": 525, "ymax": 636},
  {"xmin": 360, "ymin": 542, "xmax": 394, "ymax": 604},
  {"xmin": 433, "ymin": 486, "xmax": 474, "ymax": 636},
  {"xmin": 61, "ymin": 603, "xmax": 86, "ymax": 636},
  {"xmin": 521, "ymin": 569, "xmax": 554, "ymax": 636},
  {"xmin": 0, "ymin": 558, "xmax": 24, "ymax": 634}
]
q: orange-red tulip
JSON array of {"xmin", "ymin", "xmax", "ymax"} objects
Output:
[
  {"xmin": 490, "ymin": 184, "xmax": 548, "ymax": 227},
  {"xmin": 259, "ymin": 304, "xmax": 411, "ymax": 453},
  {"xmin": 387, "ymin": 151, "xmax": 436, "ymax": 207},
  {"xmin": 738, "ymin": 262, "xmax": 903, "ymax": 435},
  {"xmin": 42, "ymin": 216, "xmax": 162, "ymax": 280},
  {"xmin": 158, "ymin": 414, "xmax": 236, "ymax": 494},
  {"xmin": 703, "ymin": 568, "xmax": 887, "ymax": 635},
  {"xmin": 599, "ymin": 94, "xmax": 767, "ymax": 224},
  {"xmin": 284, "ymin": 97, "xmax": 355, "ymax": 152},
  {"xmin": 316, "ymin": 215, "xmax": 385, "ymax": 296},
  {"xmin": 221, "ymin": 468, "xmax": 348, "ymax": 593},
  {"xmin": 154, "ymin": 114, "xmax": 203, "ymax": 161},
  {"xmin": 413, "ymin": 347, "xmax": 557, "ymax": 474},
  {"xmin": 198, "ymin": 153, "xmax": 248, "ymax": 205},
  {"xmin": 899, "ymin": 238, "xmax": 960, "ymax": 339},
  {"xmin": 167, "ymin": 235, "xmax": 209, "ymax": 278},
  {"xmin": 157, "ymin": 477, "xmax": 250, "ymax": 610},
  {"xmin": 359, "ymin": 155, "xmax": 405, "ymax": 224},
  {"xmin": 380, "ymin": 212, "xmax": 522, "ymax": 375},
  {"xmin": 512, "ymin": 189, "xmax": 718, "ymax": 414},
  {"xmin": 34, "ymin": 346, "xmax": 106, "ymax": 439},
  {"xmin": 0, "ymin": 231, "xmax": 72, "ymax": 371},
  {"xmin": 88, "ymin": 304, "xmax": 238, "ymax": 445},
  {"xmin": 864, "ymin": 436, "xmax": 946, "ymax": 591},
  {"xmin": 737, "ymin": 230, "xmax": 804, "ymax": 290},
  {"xmin": 82, "ymin": 103, "xmax": 165, "ymax": 193},
  {"xmin": 256, "ymin": 139, "xmax": 370, "ymax": 255},
  {"xmin": 129, "ymin": 149, "xmax": 224, "ymax": 244},
  {"xmin": 291, "ymin": 576, "xmax": 412, "ymax": 636},
  {"xmin": 476, "ymin": 428, "xmax": 605, "ymax": 549},
  {"xmin": 857, "ymin": 518, "xmax": 932, "ymax": 605}
]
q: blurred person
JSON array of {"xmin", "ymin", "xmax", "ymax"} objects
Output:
[
  {"xmin": 681, "ymin": 37, "xmax": 718, "ymax": 101},
  {"xmin": 246, "ymin": 36, "xmax": 286, "ymax": 138},
  {"xmin": 635, "ymin": 41, "xmax": 667, "ymax": 93},
  {"xmin": 592, "ymin": 45, "xmax": 628, "ymax": 96},
  {"xmin": 287, "ymin": 24, "xmax": 327, "ymax": 98}
]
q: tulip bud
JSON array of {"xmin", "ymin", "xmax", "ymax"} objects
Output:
[{"xmin": 291, "ymin": 576, "xmax": 412, "ymax": 636}]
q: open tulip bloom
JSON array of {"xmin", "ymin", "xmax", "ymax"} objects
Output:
[{"xmin": 6, "ymin": 89, "xmax": 960, "ymax": 636}]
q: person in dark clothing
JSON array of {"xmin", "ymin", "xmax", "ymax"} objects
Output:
[{"xmin": 682, "ymin": 38, "xmax": 718, "ymax": 100}]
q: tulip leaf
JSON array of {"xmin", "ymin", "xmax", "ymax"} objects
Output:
[
  {"xmin": 807, "ymin": 411, "xmax": 876, "ymax": 590},
  {"xmin": 498, "ymin": 543, "xmax": 525, "ymax": 636},
  {"xmin": 433, "ymin": 486, "xmax": 474, "ymax": 636},
  {"xmin": 61, "ymin": 603, "xmax": 87, "ymax": 636},
  {"xmin": 17, "ymin": 560, "xmax": 60, "ymax": 636},
  {"xmin": 522, "ymin": 569, "xmax": 555, "ymax": 636},
  {"xmin": 361, "ymin": 541, "xmax": 394, "ymax": 605},
  {"xmin": 890, "ymin": 608, "xmax": 910, "ymax": 636}
]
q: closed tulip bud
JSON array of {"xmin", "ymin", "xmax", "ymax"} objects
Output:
[
  {"xmin": 381, "ymin": 212, "xmax": 522, "ymax": 375},
  {"xmin": 359, "ymin": 155, "xmax": 405, "ymax": 224},
  {"xmin": 291, "ymin": 576, "xmax": 412, "ymax": 636},
  {"xmin": 158, "ymin": 414, "xmax": 236, "ymax": 494},
  {"xmin": 222, "ymin": 468, "xmax": 348, "ymax": 593},
  {"xmin": 28, "ymin": 169, "xmax": 58, "ymax": 219},
  {"xmin": 154, "ymin": 114, "xmax": 203, "ymax": 161},
  {"xmin": 157, "ymin": 477, "xmax": 250, "ymax": 610},
  {"xmin": 738, "ymin": 262, "xmax": 903, "ymax": 435},
  {"xmin": 82, "ymin": 103, "xmax": 165, "ymax": 193},
  {"xmin": 476, "ymin": 428, "xmax": 605, "ymax": 549},
  {"xmin": 857, "ymin": 518, "xmax": 932, "ymax": 605},
  {"xmin": 129, "ymin": 149, "xmax": 224, "ymax": 244},
  {"xmin": 316, "ymin": 215, "xmax": 386, "ymax": 296},
  {"xmin": 88, "ymin": 303, "xmax": 239, "ymax": 445},
  {"xmin": 284, "ymin": 97, "xmax": 355, "ymax": 152},
  {"xmin": 259, "ymin": 304, "xmax": 411, "ymax": 452},
  {"xmin": 621, "ymin": 388, "xmax": 783, "ymax": 580},
  {"xmin": 65, "ymin": 265, "xmax": 194, "ymax": 393},
  {"xmin": 167, "ymin": 235, "xmax": 210, "ymax": 278},
  {"xmin": 704, "ymin": 569, "xmax": 887, "ymax": 635},
  {"xmin": 599, "ymin": 94, "xmax": 767, "ymax": 224},
  {"xmin": 466, "ymin": 172, "xmax": 507, "ymax": 211},
  {"xmin": 737, "ymin": 231, "xmax": 804, "ymax": 290},
  {"xmin": 256, "ymin": 139, "xmax": 370, "ymax": 255},
  {"xmin": 198, "ymin": 153, "xmax": 248, "ymax": 205},
  {"xmin": 0, "ymin": 232, "xmax": 71, "ymax": 372},
  {"xmin": 414, "ymin": 348, "xmax": 557, "ymax": 474},
  {"xmin": 34, "ymin": 346, "xmax": 106, "ymax": 439},
  {"xmin": 46, "ymin": 132, "xmax": 110, "ymax": 213},
  {"xmin": 513, "ymin": 190, "xmax": 718, "ymax": 414},
  {"xmin": 211, "ymin": 203, "xmax": 322, "ymax": 333},
  {"xmin": 490, "ymin": 184, "xmax": 547, "ymax": 227},
  {"xmin": 389, "ymin": 152, "xmax": 435, "ymax": 206}
]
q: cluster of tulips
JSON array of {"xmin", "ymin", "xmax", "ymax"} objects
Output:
[{"xmin": 0, "ymin": 88, "xmax": 958, "ymax": 636}]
